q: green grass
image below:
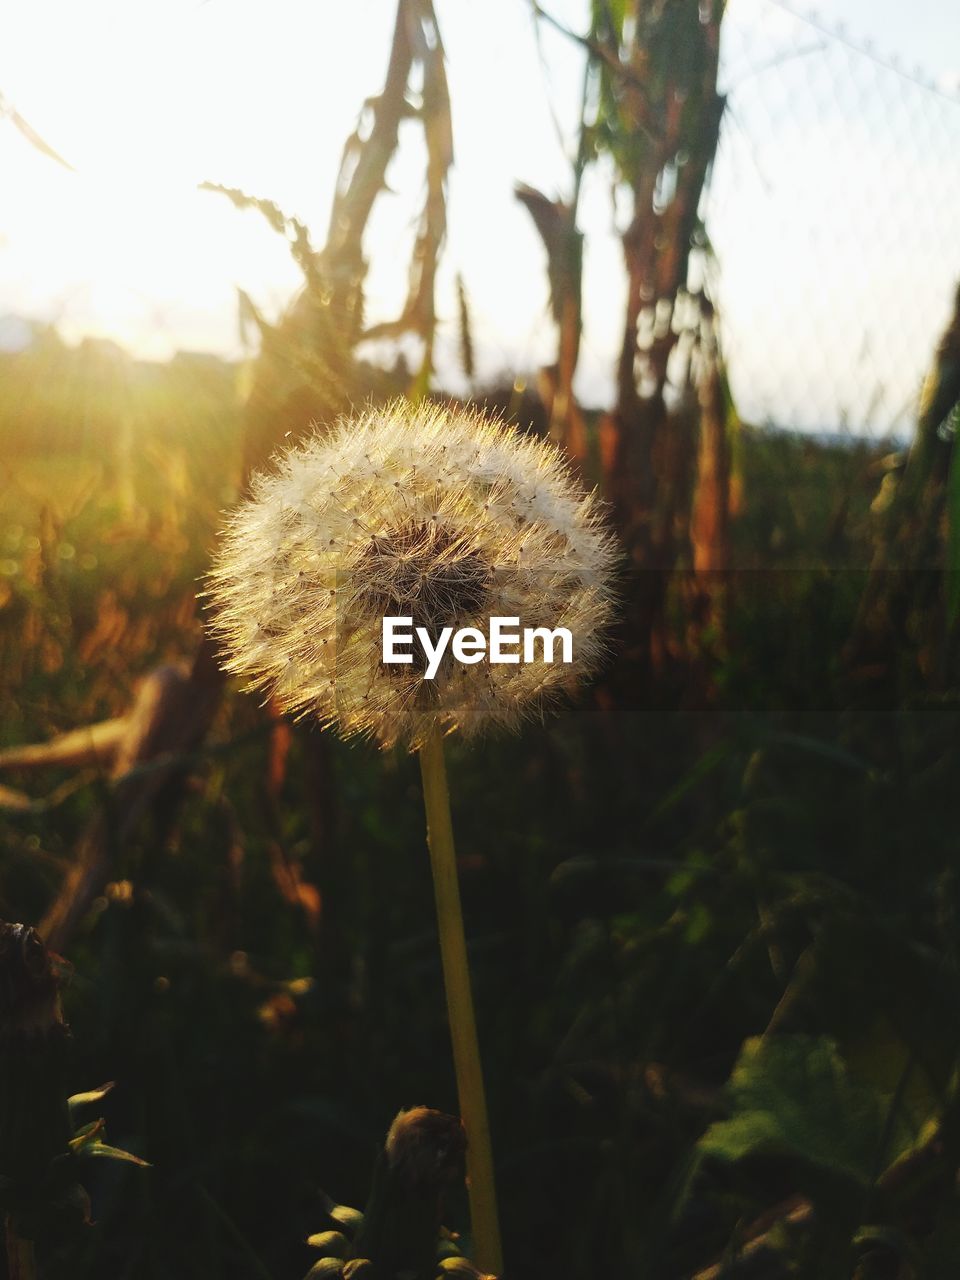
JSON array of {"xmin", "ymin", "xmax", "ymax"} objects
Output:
[{"xmin": 3, "ymin": 343, "xmax": 960, "ymax": 1277}]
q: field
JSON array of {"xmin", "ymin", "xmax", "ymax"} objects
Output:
[{"xmin": 4, "ymin": 331, "xmax": 960, "ymax": 1279}]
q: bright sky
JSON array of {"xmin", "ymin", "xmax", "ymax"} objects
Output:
[{"xmin": 0, "ymin": 0, "xmax": 958, "ymax": 433}]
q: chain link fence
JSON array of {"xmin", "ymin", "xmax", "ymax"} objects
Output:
[{"xmin": 706, "ymin": 0, "xmax": 960, "ymax": 439}]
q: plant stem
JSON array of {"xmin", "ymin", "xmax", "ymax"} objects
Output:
[
  {"xmin": 418, "ymin": 727, "xmax": 503, "ymax": 1276},
  {"xmin": 5, "ymin": 1217, "xmax": 37, "ymax": 1280}
]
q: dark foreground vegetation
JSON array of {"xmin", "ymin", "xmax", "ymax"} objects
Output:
[{"xmin": 3, "ymin": 328, "xmax": 960, "ymax": 1278}]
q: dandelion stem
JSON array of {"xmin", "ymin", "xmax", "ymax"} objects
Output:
[
  {"xmin": 5, "ymin": 1218, "xmax": 37, "ymax": 1280},
  {"xmin": 418, "ymin": 726, "xmax": 502, "ymax": 1276}
]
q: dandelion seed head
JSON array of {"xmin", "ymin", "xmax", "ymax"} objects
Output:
[{"xmin": 206, "ymin": 399, "xmax": 618, "ymax": 749}]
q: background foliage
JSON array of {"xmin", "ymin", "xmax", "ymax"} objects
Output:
[{"xmin": 4, "ymin": 337, "xmax": 960, "ymax": 1277}]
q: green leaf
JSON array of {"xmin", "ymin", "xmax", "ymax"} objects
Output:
[
  {"xmin": 438, "ymin": 1259, "xmax": 483, "ymax": 1277},
  {"xmin": 327, "ymin": 1204, "xmax": 364, "ymax": 1235},
  {"xmin": 69, "ymin": 1118, "xmax": 106, "ymax": 1147},
  {"xmin": 698, "ymin": 1035, "xmax": 913, "ymax": 1191},
  {"xmin": 305, "ymin": 1261, "xmax": 345, "ymax": 1278},
  {"xmin": 79, "ymin": 1139, "xmax": 151, "ymax": 1168},
  {"xmin": 647, "ymin": 742, "xmax": 732, "ymax": 824},
  {"xmin": 436, "ymin": 1236, "xmax": 465, "ymax": 1260},
  {"xmin": 68, "ymin": 1082, "xmax": 115, "ymax": 1114},
  {"xmin": 764, "ymin": 731, "xmax": 873, "ymax": 775},
  {"xmin": 70, "ymin": 1121, "xmax": 150, "ymax": 1167},
  {"xmin": 306, "ymin": 1230, "xmax": 350, "ymax": 1259}
]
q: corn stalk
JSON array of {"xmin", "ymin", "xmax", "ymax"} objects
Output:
[
  {"xmin": 30, "ymin": 0, "xmax": 453, "ymax": 952},
  {"xmin": 531, "ymin": 0, "xmax": 732, "ymax": 677}
]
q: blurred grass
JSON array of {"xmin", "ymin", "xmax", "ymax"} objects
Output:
[{"xmin": 3, "ymin": 335, "xmax": 960, "ymax": 1277}]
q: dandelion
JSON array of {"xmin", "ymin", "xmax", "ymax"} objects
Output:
[
  {"xmin": 206, "ymin": 399, "xmax": 616, "ymax": 750},
  {"xmin": 206, "ymin": 399, "xmax": 618, "ymax": 1274}
]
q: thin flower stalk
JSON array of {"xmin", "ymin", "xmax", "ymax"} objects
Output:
[{"xmin": 419, "ymin": 725, "xmax": 501, "ymax": 1273}]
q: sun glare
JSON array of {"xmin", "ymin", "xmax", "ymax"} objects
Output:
[{"xmin": 0, "ymin": 0, "xmax": 568, "ymax": 373}]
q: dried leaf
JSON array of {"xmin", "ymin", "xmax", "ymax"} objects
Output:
[
  {"xmin": 0, "ymin": 94, "xmax": 74, "ymax": 170},
  {"xmin": 0, "ymin": 718, "xmax": 126, "ymax": 772}
]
